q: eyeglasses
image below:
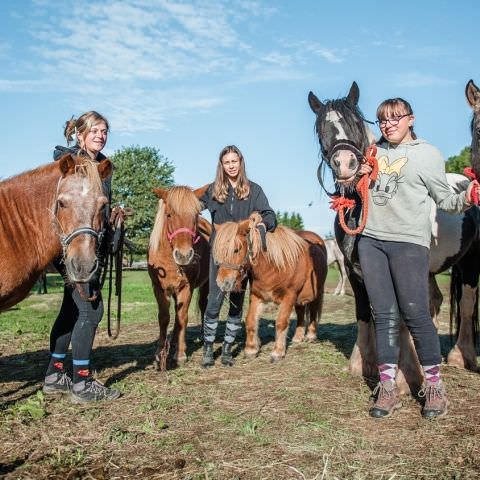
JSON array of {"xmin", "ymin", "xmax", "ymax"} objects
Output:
[{"xmin": 375, "ymin": 114, "xmax": 410, "ymax": 128}]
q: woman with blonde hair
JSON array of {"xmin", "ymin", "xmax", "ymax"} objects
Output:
[
  {"xmin": 199, "ymin": 145, "xmax": 276, "ymax": 367},
  {"xmin": 43, "ymin": 111, "xmax": 121, "ymax": 403}
]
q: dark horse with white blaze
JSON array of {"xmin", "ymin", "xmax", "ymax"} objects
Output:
[
  {"xmin": 448, "ymin": 79, "xmax": 480, "ymax": 371},
  {"xmin": 308, "ymin": 82, "xmax": 480, "ymax": 391}
]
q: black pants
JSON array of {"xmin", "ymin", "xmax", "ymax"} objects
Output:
[
  {"xmin": 358, "ymin": 236, "xmax": 441, "ymax": 366},
  {"xmin": 49, "ymin": 261, "xmax": 103, "ymax": 364},
  {"xmin": 203, "ymin": 257, "xmax": 246, "ymax": 344}
]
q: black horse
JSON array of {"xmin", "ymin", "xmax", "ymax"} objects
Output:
[
  {"xmin": 308, "ymin": 82, "xmax": 480, "ymax": 391},
  {"xmin": 448, "ymin": 79, "xmax": 480, "ymax": 372}
]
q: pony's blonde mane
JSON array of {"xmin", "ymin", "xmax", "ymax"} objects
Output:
[
  {"xmin": 149, "ymin": 186, "xmax": 201, "ymax": 252},
  {"xmin": 213, "ymin": 222, "xmax": 305, "ymax": 271},
  {"xmin": 254, "ymin": 225, "xmax": 305, "ymax": 270}
]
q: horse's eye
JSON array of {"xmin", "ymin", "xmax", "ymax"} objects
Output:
[
  {"xmin": 234, "ymin": 248, "xmax": 239, "ymax": 254},
  {"xmin": 57, "ymin": 200, "xmax": 66, "ymax": 209}
]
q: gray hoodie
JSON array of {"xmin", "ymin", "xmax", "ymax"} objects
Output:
[{"xmin": 362, "ymin": 139, "xmax": 470, "ymax": 248}]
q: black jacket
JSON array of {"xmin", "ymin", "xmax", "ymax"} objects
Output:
[{"xmin": 200, "ymin": 181, "xmax": 276, "ymax": 233}]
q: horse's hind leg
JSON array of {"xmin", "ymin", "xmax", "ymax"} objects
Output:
[
  {"xmin": 429, "ymin": 274, "xmax": 442, "ymax": 330},
  {"xmin": 244, "ymin": 294, "xmax": 263, "ymax": 359},
  {"xmin": 448, "ymin": 257, "xmax": 480, "ymax": 371},
  {"xmin": 305, "ymin": 293, "xmax": 323, "ymax": 342},
  {"xmin": 292, "ymin": 305, "xmax": 306, "ymax": 343}
]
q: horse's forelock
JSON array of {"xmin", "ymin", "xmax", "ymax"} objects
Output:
[
  {"xmin": 213, "ymin": 222, "xmax": 242, "ymax": 263},
  {"xmin": 167, "ymin": 186, "xmax": 201, "ymax": 217},
  {"xmin": 73, "ymin": 160, "xmax": 103, "ymax": 194}
]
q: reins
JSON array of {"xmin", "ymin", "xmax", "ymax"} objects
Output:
[
  {"xmin": 105, "ymin": 206, "xmax": 132, "ymax": 339},
  {"xmin": 329, "ymin": 145, "xmax": 379, "ymax": 235}
]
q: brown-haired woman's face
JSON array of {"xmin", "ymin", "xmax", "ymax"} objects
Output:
[
  {"xmin": 222, "ymin": 151, "xmax": 240, "ymax": 180},
  {"xmin": 79, "ymin": 121, "xmax": 108, "ymax": 158}
]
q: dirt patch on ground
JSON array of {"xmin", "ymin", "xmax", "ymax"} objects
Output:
[{"xmin": 1, "ymin": 282, "xmax": 480, "ymax": 479}]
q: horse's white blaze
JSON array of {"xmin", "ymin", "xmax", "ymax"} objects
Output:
[
  {"xmin": 325, "ymin": 111, "xmax": 348, "ymax": 140},
  {"xmin": 81, "ymin": 178, "xmax": 91, "ymax": 197}
]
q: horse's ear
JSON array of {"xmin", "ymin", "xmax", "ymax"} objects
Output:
[
  {"xmin": 152, "ymin": 187, "xmax": 168, "ymax": 200},
  {"xmin": 308, "ymin": 91, "xmax": 324, "ymax": 114},
  {"xmin": 58, "ymin": 154, "xmax": 76, "ymax": 176},
  {"xmin": 238, "ymin": 219, "xmax": 250, "ymax": 235},
  {"xmin": 466, "ymin": 79, "xmax": 480, "ymax": 108},
  {"xmin": 97, "ymin": 159, "xmax": 113, "ymax": 180},
  {"xmin": 194, "ymin": 183, "xmax": 209, "ymax": 199},
  {"xmin": 346, "ymin": 81, "xmax": 360, "ymax": 106}
]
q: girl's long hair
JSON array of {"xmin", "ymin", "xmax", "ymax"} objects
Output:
[
  {"xmin": 212, "ymin": 145, "xmax": 250, "ymax": 203},
  {"xmin": 64, "ymin": 111, "xmax": 110, "ymax": 146}
]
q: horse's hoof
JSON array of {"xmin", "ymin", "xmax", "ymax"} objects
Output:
[
  {"xmin": 291, "ymin": 335, "xmax": 304, "ymax": 344},
  {"xmin": 270, "ymin": 353, "xmax": 284, "ymax": 363},
  {"xmin": 244, "ymin": 350, "xmax": 259, "ymax": 360},
  {"xmin": 305, "ymin": 335, "xmax": 318, "ymax": 343}
]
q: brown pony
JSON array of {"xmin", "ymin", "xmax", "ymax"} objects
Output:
[
  {"xmin": 0, "ymin": 154, "xmax": 113, "ymax": 312},
  {"xmin": 213, "ymin": 213, "xmax": 328, "ymax": 362},
  {"xmin": 148, "ymin": 185, "xmax": 211, "ymax": 367}
]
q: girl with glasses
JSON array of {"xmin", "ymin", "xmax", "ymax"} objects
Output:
[{"xmin": 358, "ymin": 98, "xmax": 479, "ymax": 419}]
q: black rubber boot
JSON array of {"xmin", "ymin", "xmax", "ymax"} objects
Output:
[
  {"xmin": 221, "ymin": 342, "xmax": 234, "ymax": 367},
  {"xmin": 201, "ymin": 342, "xmax": 215, "ymax": 368}
]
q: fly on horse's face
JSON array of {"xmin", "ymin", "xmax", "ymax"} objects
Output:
[{"xmin": 308, "ymin": 81, "xmax": 374, "ymax": 190}]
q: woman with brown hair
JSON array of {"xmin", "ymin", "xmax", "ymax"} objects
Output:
[
  {"xmin": 199, "ymin": 145, "xmax": 276, "ymax": 368},
  {"xmin": 43, "ymin": 111, "xmax": 121, "ymax": 403}
]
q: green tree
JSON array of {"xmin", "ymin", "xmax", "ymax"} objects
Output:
[
  {"xmin": 445, "ymin": 146, "xmax": 471, "ymax": 174},
  {"xmin": 276, "ymin": 211, "xmax": 304, "ymax": 230},
  {"xmin": 111, "ymin": 145, "xmax": 175, "ymax": 253}
]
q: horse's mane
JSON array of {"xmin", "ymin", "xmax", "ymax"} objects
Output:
[
  {"xmin": 213, "ymin": 223, "xmax": 305, "ymax": 271},
  {"xmin": 72, "ymin": 160, "xmax": 103, "ymax": 194},
  {"xmin": 149, "ymin": 186, "xmax": 201, "ymax": 251}
]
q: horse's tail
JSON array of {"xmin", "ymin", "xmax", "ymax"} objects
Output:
[{"xmin": 450, "ymin": 264, "xmax": 480, "ymax": 347}]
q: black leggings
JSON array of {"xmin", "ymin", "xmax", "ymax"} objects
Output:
[
  {"xmin": 203, "ymin": 257, "xmax": 246, "ymax": 344},
  {"xmin": 49, "ymin": 281, "xmax": 103, "ymax": 363},
  {"xmin": 358, "ymin": 236, "xmax": 441, "ymax": 366}
]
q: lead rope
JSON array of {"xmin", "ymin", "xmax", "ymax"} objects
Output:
[{"xmin": 329, "ymin": 145, "xmax": 379, "ymax": 235}]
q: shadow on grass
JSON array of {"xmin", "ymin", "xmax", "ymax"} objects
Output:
[{"xmin": 0, "ymin": 316, "xmax": 471, "ymax": 406}]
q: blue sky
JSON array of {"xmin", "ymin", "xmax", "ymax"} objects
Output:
[{"xmin": 1, "ymin": 0, "xmax": 479, "ymax": 235}]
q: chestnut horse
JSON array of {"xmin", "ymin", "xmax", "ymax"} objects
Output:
[
  {"xmin": 213, "ymin": 213, "xmax": 328, "ymax": 362},
  {"xmin": 308, "ymin": 81, "xmax": 480, "ymax": 391},
  {"xmin": 0, "ymin": 154, "xmax": 112, "ymax": 312},
  {"xmin": 148, "ymin": 185, "xmax": 210, "ymax": 368}
]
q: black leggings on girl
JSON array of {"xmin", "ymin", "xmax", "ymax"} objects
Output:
[{"xmin": 358, "ymin": 235, "xmax": 441, "ymax": 366}]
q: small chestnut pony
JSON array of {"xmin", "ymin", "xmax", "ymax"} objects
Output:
[{"xmin": 213, "ymin": 212, "xmax": 328, "ymax": 362}]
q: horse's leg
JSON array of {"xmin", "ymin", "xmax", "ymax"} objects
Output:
[
  {"xmin": 292, "ymin": 305, "xmax": 306, "ymax": 343},
  {"xmin": 334, "ymin": 260, "xmax": 347, "ymax": 295},
  {"xmin": 305, "ymin": 291, "xmax": 323, "ymax": 342},
  {"xmin": 198, "ymin": 280, "xmax": 209, "ymax": 334},
  {"xmin": 271, "ymin": 295, "xmax": 296, "ymax": 362},
  {"xmin": 347, "ymin": 273, "xmax": 377, "ymax": 378},
  {"xmin": 153, "ymin": 288, "xmax": 170, "ymax": 369},
  {"xmin": 244, "ymin": 294, "xmax": 263, "ymax": 359},
  {"xmin": 170, "ymin": 287, "xmax": 193, "ymax": 366},
  {"xmin": 429, "ymin": 274, "xmax": 442, "ymax": 330},
  {"xmin": 448, "ymin": 256, "xmax": 480, "ymax": 371}
]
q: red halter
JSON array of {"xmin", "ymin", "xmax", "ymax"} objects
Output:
[
  {"xmin": 329, "ymin": 145, "xmax": 379, "ymax": 235},
  {"xmin": 167, "ymin": 227, "xmax": 201, "ymax": 244}
]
